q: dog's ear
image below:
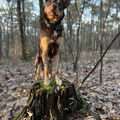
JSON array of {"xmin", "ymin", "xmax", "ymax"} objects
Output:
[
  {"xmin": 45, "ymin": 0, "xmax": 48, "ymax": 2},
  {"xmin": 63, "ymin": 0, "xmax": 71, "ymax": 9}
]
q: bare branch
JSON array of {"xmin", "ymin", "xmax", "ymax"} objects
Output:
[{"xmin": 79, "ymin": 31, "xmax": 120, "ymax": 88}]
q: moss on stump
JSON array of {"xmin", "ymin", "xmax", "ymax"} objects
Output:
[{"xmin": 13, "ymin": 79, "xmax": 87, "ymax": 120}]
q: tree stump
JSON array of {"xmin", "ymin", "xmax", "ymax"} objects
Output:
[{"xmin": 13, "ymin": 79, "xmax": 87, "ymax": 120}]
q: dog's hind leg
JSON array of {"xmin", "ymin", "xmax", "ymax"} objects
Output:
[
  {"xmin": 35, "ymin": 52, "xmax": 42, "ymax": 81},
  {"xmin": 40, "ymin": 61, "xmax": 44, "ymax": 80},
  {"xmin": 48, "ymin": 60, "xmax": 52, "ymax": 79}
]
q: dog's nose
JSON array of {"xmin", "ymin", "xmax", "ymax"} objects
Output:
[{"xmin": 52, "ymin": 3, "xmax": 57, "ymax": 9}]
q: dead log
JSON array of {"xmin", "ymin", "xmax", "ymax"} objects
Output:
[{"xmin": 13, "ymin": 79, "xmax": 87, "ymax": 120}]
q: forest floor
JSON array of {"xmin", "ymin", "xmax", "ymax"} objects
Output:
[{"xmin": 0, "ymin": 50, "xmax": 120, "ymax": 120}]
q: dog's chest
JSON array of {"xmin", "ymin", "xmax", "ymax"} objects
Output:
[
  {"xmin": 48, "ymin": 41, "xmax": 59, "ymax": 59},
  {"xmin": 50, "ymin": 30, "xmax": 61, "ymax": 41}
]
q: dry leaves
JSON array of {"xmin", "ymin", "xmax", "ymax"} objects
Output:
[{"xmin": 0, "ymin": 50, "xmax": 120, "ymax": 119}]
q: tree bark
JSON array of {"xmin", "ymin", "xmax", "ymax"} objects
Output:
[
  {"xmin": 99, "ymin": 0, "xmax": 103, "ymax": 83},
  {"xmin": 0, "ymin": 26, "xmax": 2, "ymax": 62},
  {"xmin": 73, "ymin": 0, "xmax": 85, "ymax": 71},
  {"xmin": 6, "ymin": 22, "xmax": 9, "ymax": 57},
  {"xmin": 17, "ymin": 0, "xmax": 28, "ymax": 61},
  {"xmin": 10, "ymin": 11, "xmax": 14, "ymax": 54},
  {"xmin": 39, "ymin": 0, "xmax": 44, "ymax": 23},
  {"xmin": 13, "ymin": 80, "xmax": 87, "ymax": 120},
  {"xmin": 22, "ymin": 0, "xmax": 27, "ymax": 48}
]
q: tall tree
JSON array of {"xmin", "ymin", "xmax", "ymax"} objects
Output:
[
  {"xmin": 6, "ymin": 21, "xmax": 9, "ymax": 57},
  {"xmin": 99, "ymin": 0, "xmax": 103, "ymax": 83},
  {"xmin": 17, "ymin": 0, "xmax": 28, "ymax": 61},
  {"xmin": 10, "ymin": 9, "xmax": 14, "ymax": 54},
  {"xmin": 0, "ymin": 26, "xmax": 2, "ymax": 62},
  {"xmin": 39, "ymin": 0, "xmax": 44, "ymax": 23},
  {"xmin": 99, "ymin": 0, "xmax": 111, "ymax": 83},
  {"xmin": 74, "ymin": 0, "xmax": 85, "ymax": 71}
]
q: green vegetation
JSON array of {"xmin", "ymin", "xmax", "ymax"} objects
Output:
[
  {"xmin": 95, "ymin": 95, "xmax": 99, "ymax": 100},
  {"xmin": 13, "ymin": 94, "xmax": 34, "ymax": 120},
  {"xmin": 22, "ymin": 55, "xmax": 28, "ymax": 62},
  {"xmin": 13, "ymin": 79, "xmax": 88, "ymax": 119},
  {"xmin": 79, "ymin": 96, "xmax": 88, "ymax": 114},
  {"xmin": 34, "ymin": 79, "xmax": 67, "ymax": 92},
  {"xmin": 107, "ymin": 59, "xmax": 117, "ymax": 63}
]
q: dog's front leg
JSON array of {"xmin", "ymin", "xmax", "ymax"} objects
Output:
[
  {"xmin": 55, "ymin": 37, "xmax": 63, "ymax": 85},
  {"xmin": 55, "ymin": 53, "xmax": 62, "ymax": 85},
  {"xmin": 41, "ymin": 37, "xmax": 50, "ymax": 86},
  {"xmin": 42, "ymin": 50, "xmax": 50, "ymax": 85}
]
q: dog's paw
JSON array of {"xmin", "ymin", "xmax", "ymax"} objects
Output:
[
  {"xmin": 35, "ymin": 74, "xmax": 39, "ymax": 81},
  {"xmin": 56, "ymin": 77, "xmax": 62, "ymax": 85},
  {"xmin": 49, "ymin": 73, "xmax": 52, "ymax": 79},
  {"xmin": 58, "ymin": 80, "xmax": 62, "ymax": 86},
  {"xmin": 44, "ymin": 78, "xmax": 50, "ymax": 86}
]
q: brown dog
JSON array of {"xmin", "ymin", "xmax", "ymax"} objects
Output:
[{"xmin": 35, "ymin": 0, "xmax": 71, "ymax": 85}]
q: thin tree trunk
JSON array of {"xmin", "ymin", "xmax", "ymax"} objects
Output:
[
  {"xmin": 118, "ymin": 24, "xmax": 120, "ymax": 48},
  {"xmin": 96, "ymin": 24, "xmax": 99, "ymax": 60},
  {"xmin": 92, "ymin": 15, "xmax": 95, "ymax": 59},
  {"xmin": 10, "ymin": 11, "xmax": 14, "ymax": 54},
  {"xmin": 39, "ymin": 0, "xmax": 44, "ymax": 23},
  {"xmin": 88, "ymin": 21, "xmax": 91, "ymax": 52},
  {"xmin": 34, "ymin": 27, "xmax": 37, "ymax": 54},
  {"xmin": 0, "ymin": 26, "xmax": 2, "ymax": 62},
  {"xmin": 74, "ymin": 25, "xmax": 80, "ymax": 71},
  {"xmin": 63, "ymin": 33, "xmax": 68, "ymax": 71},
  {"xmin": 99, "ymin": 0, "xmax": 111, "ymax": 83},
  {"xmin": 73, "ymin": 0, "xmax": 85, "ymax": 71},
  {"xmin": 7, "ymin": 22, "xmax": 9, "ymax": 57},
  {"xmin": 99, "ymin": 0, "xmax": 103, "ymax": 83},
  {"xmin": 17, "ymin": 0, "xmax": 28, "ymax": 61},
  {"xmin": 22, "ymin": 0, "xmax": 27, "ymax": 48}
]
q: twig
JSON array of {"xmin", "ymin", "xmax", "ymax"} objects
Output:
[{"xmin": 79, "ymin": 31, "xmax": 120, "ymax": 88}]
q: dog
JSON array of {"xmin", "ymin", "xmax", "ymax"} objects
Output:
[{"xmin": 35, "ymin": 0, "xmax": 71, "ymax": 86}]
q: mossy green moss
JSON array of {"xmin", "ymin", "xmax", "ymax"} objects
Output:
[
  {"xmin": 79, "ymin": 96, "xmax": 87, "ymax": 112},
  {"xmin": 34, "ymin": 79, "xmax": 67, "ymax": 92},
  {"xmin": 13, "ymin": 94, "xmax": 34, "ymax": 120},
  {"xmin": 13, "ymin": 79, "xmax": 87, "ymax": 120},
  {"xmin": 61, "ymin": 79, "xmax": 72, "ymax": 86},
  {"xmin": 60, "ymin": 79, "xmax": 66, "ymax": 82}
]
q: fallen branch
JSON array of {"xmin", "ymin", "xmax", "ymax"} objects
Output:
[{"xmin": 79, "ymin": 31, "xmax": 120, "ymax": 88}]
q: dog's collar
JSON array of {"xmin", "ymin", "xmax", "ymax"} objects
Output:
[{"xmin": 45, "ymin": 20, "xmax": 64, "ymax": 31}]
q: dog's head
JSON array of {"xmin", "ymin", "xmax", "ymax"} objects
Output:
[{"xmin": 43, "ymin": 0, "xmax": 71, "ymax": 24}]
